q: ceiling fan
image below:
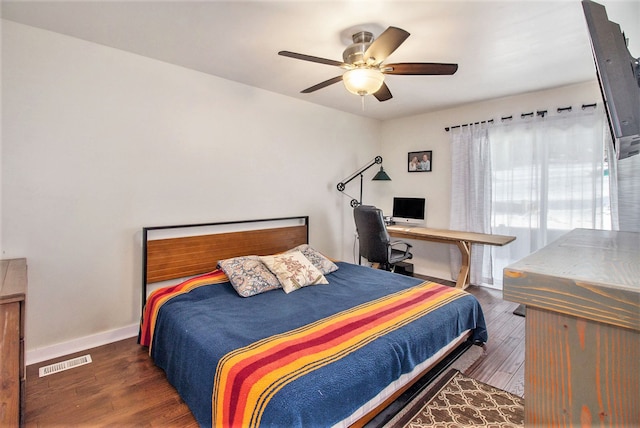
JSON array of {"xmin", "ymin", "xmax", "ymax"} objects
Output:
[{"xmin": 278, "ymin": 26, "xmax": 458, "ymax": 102}]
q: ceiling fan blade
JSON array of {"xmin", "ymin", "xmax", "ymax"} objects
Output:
[
  {"xmin": 278, "ymin": 51, "xmax": 346, "ymax": 68},
  {"xmin": 364, "ymin": 27, "xmax": 410, "ymax": 64},
  {"xmin": 301, "ymin": 76, "xmax": 344, "ymax": 93},
  {"xmin": 373, "ymin": 82, "xmax": 392, "ymax": 102},
  {"xmin": 383, "ymin": 62, "xmax": 458, "ymax": 75}
]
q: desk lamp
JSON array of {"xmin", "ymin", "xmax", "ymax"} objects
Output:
[{"xmin": 337, "ymin": 156, "xmax": 391, "ymax": 207}]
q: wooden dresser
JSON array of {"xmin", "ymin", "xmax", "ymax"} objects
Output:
[
  {"xmin": 0, "ymin": 258, "xmax": 27, "ymax": 427},
  {"xmin": 503, "ymin": 229, "xmax": 639, "ymax": 427}
]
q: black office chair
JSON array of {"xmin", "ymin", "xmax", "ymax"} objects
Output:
[{"xmin": 353, "ymin": 205, "xmax": 413, "ymax": 271}]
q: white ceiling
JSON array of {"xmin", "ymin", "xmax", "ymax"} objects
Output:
[{"xmin": 2, "ymin": 0, "xmax": 638, "ymax": 120}]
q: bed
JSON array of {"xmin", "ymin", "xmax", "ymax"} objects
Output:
[{"xmin": 139, "ymin": 216, "xmax": 488, "ymax": 427}]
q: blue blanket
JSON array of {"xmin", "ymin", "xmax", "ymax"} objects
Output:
[{"xmin": 150, "ymin": 262, "xmax": 487, "ymax": 427}]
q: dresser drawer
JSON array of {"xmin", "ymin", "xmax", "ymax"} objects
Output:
[
  {"xmin": 0, "ymin": 302, "xmax": 21, "ymax": 425},
  {"xmin": 1, "ymin": 258, "xmax": 27, "ymax": 427}
]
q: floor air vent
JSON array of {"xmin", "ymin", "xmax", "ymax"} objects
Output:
[{"xmin": 39, "ymin": 354, "xmax": 92, "ymax": 377}]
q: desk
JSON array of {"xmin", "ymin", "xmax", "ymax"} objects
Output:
[
  {"xmin": 387, "ymin": 225, "xmax": 515, "ymax": 289},
  {"xmin": 503, "ymin": 228, "xmax": 639, "ymax": 426}
]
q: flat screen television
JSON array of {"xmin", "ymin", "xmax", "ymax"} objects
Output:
[
  {"xmin": 582, "ymin": 0, "xmax": 639, "ymax": 159},
  {"xmin": 392, "ymin": 197, "xmax": 426, "ymax": 225}
]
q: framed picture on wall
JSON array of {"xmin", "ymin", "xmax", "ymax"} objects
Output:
[{"xmin": 408, "ymin": 151, "xmax": 432, "ymax": 172}]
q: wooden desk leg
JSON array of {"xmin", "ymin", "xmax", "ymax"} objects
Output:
[{"xmin": 455, "ymin": 240, "xmax": 471, "ymax": 289}]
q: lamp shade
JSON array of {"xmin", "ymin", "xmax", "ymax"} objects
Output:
[
  {"xmin": 343, "ymin": 68, "xmax": 385, "ymax": 96},
  {"xmin": 372, "ymin": 166, "xmax": 391, "ymax": 181}
]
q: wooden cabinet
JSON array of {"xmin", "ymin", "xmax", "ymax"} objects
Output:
[
  {"xmin": 503, "ymin": 229, "xmax": 639, "ymax": 427},
  {"xmin": 1, "ymin": 258, "xmax": 27, "ymax": 427}
]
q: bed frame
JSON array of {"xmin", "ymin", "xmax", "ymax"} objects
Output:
[
  {"xmin": 142, "ymin": 216, "xmax": 309, "ymax": 313},
  {"xmin": 140, "ymin": 215, "xmax": 472, "ymax": 427}
]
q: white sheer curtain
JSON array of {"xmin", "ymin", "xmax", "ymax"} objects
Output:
[
  {"xmin": 449, "ymin": 123, "xmax": 493, "ymax": 286},
  {"xmin": 450, "ymin": 109, "xmax": 615, "ymax": 288}
]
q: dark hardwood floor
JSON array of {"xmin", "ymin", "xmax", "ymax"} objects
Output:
[{"xmin": 25, "ymin": 282, "xmax": 524, "ymax": 427}]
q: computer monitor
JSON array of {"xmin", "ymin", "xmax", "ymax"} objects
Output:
[{"xmin": 392, "ymin": 197, "xmax": 426, "ymax": 225}]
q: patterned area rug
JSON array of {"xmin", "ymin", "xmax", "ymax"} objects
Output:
[{"xmin": 384, "ymin": 369, "xmax": 524, "ymax": 428}]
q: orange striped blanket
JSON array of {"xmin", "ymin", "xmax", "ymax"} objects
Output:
[
  {"xmin": 139, "ymin": 269, "xmax": 228, "ymax": 350},
  {"xmin": 212, "ymin": 280, "xmax": 467, "ymax": 427}
]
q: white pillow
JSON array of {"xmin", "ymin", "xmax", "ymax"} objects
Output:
[{"xmin": 260, "ymin": 250, "xmax": 328, "ymax": 294}]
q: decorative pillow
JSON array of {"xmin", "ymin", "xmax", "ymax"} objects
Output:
[
  {"xmin": 288, "ymin": 244, "xmax": 339, "ymax": 275},
  {"xmin": 260, "ymin": 250, "xmax": 328, "ymax": 294},
  {"xmin": 218, "ymin": 256, "xmax": 281, "ymax": 297}
]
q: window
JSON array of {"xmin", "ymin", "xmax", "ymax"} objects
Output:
[{"xmin": 450, "ymin": 109, "xmax": 614, "ymax": 288}]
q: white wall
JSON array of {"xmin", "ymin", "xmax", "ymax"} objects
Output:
[
  {"xmin": 0, "ymin": 19, "xmax": 3, "ymax": 256},
  {"xmin": 1, "ymin": 21, "xmax": 381, "ymax": 359},
  {"xmin": 377, "ymin": 81, "xmax": 602, "ymax": 281}
]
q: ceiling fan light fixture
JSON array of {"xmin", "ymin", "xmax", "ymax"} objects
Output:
[{"xmin": 343, "ymin": 68, "xmax": 385, "ymax": 96}]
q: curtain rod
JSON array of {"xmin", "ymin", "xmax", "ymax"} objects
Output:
[{"xmin": 444, "ymin": 102, "xmax": 597, "ymax": 132}]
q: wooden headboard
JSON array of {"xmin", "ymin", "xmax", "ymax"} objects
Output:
[{"xmin": 142, "ymin": 216, "xmax": 309, "ymax": 312}]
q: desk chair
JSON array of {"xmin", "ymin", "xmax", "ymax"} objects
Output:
[{"xmin": 353, "ymin": 205, "xmax": 413, "ymax": 271}]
